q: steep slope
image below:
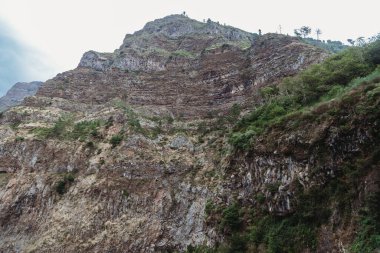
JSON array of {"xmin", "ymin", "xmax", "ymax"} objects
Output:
[
  {"xmin": 34, "ymin": 15, "xmax": 327, "ymax": 118},
  {"xmin": 0, "ymin": 81, "xmax": 42, "ymax": 112},
  {"xmin": 1, "ymin": 15, "xmax": 377, "ymax": 253}
]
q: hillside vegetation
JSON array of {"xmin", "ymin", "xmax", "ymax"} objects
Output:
[
  {"xmin": 194, "ymin": 40, "xmax": 380, "ymax": 253},
  {"xmin": 230, "ymin": 40, "xmax": 380, "ymax": 150}
]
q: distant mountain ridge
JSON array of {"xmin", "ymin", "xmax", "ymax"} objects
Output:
[{"xmin": 0, "ymin": 81, "xmax": 42, "ymax": 112}]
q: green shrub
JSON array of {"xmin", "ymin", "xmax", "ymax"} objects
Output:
[
  {"xmin": 351, "ymin": 194, "xmax": 380, "ymax": 253},
  {"xmin": 220, "ymin": 203, "xmax": 242, "ymax": 231},
  {"xmin": 229, "ymin": 234, "xmax": 248, "ymax": 252},
  {"xmin": 105, "ymin": 116, "xmax": 114, "ymax": 129},
  {"xmin": 69, "ymin": 120, "xmax": 102, "ymax": 141},
  {"xmin": 185, "ymin": 245, "xmax": 216, "ymax": 253},
  {"xmin": 50, "ymin": 116, "xmax": 73, "ymax": 138},
  {"xmin": 165, "ymin": 115, "xmax": 174, "ymax": 124},
  {"xmin": 15, "ymin": 136, "xmax": 25, "ymax": 142},
  {"xmin": 365, "ymin": 39, "xmax": 380, "ymax": 65},
  {"xmin": 226, "ymin": 104, "xmax": 241, "ymax": 124},
  {"xmin": 205, "ymin": 200, "xmax": 215, "ymax": 216},
  {"xmin": 266, "ymin": 182, "xmax": 281, "ymax": 194},
  {"xmin": 31, "ymin": 127, "xmax": 53, "ymax": 139},
  {"xmin": 55, "ymin": 180, "xmax": 66, "ymax": 195},
  {"xmin": 260, "ymin": 86, "xmax": 279, "ymax": 99},
  {"xmin": 55, "ymin": 173, "xmax": 75, "ymax": 195},
  {"xmin": 30, "ymin": 116, "xmax": 72, "ymax": 139},
  {"xmin": 122, "ymin": 189, "xmax": 129, "ymax": 198},
  {"xmin": 171, "ymin": 50, "xmax": 195, "ymax": 58},
  {"xmin": 249, "ymin": 215, "xmax": 318, "ymax": 252},
  {"xmin": 85, "ymin": 141, "xmax": 95, "ymax": 149},
  {"xmin": 110, "ymin": 134, "xmax": 123, "ymax": 148},
  {"xmin": 255, "ymin": 193, "xmax": 266, "ymax": 204}
]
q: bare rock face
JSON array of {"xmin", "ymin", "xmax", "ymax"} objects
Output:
[
  {"xmin": 0, "ymin": 15, "xmax": 339, "ymax": 253},
  {"xmin": 0, "ymin": 81, "xmax": 43, "ymax": 112}
]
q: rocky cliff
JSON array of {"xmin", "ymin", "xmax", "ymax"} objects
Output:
[
  {"xmin": 0, "ymin": 15, "xmax": 378, "ymax": 253},
  {"xmin": 0, "ymin": 81, "xmax": 43, "ymax": 112},
  {"xmin": 35, "ymin": 15, "xmax": 327, "ymax": 119}
]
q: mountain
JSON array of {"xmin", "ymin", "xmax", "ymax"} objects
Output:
[
  {"xmin": 0, "ymin": 15, "xmax": 379, "ymax": 253},
  {"xmin": 0, "ymin": 81, "xmax": 42, "ymax": 112},
  {"xmin": 34, "ymin": 15, "xmax": 327, "ymax": 118}
]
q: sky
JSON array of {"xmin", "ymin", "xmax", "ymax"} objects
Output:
[{"xmin": 0, "ymin": 0, "xmax": 379, "ymax": 96}]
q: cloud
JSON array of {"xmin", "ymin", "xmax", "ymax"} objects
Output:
[{"xmin": 0, "ymin": 20, "xmax": 55, "ymax": 96}]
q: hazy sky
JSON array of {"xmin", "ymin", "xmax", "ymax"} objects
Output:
[{"xmin": 0, "ymin": 0, "xmax": 378, "ymax": 95}]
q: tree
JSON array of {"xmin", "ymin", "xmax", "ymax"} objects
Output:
[
  {"xmin": 300, "ymin": 26, "xmax": 311, "ymax": 38},
  {"xmin": 368, "ymin": 33, "xmax": 380, "ymax": 43},
  {"xmin": 294, "ymin": 29, "xmax": 302, "ymax": 37},
  {"xmin": 356, "ymin": 37, "xmax": 366, "ymax": 47},
  {"xmin": 315, "ymin": 28, "xmax": 322, "ymax": 40},
  {"xmin": 347, "ymin": 39, "xmax": 355, "ymax": 46},
  {"xmin": 294, "ymin": 26, "xmax": 311, "ymax": 38}
]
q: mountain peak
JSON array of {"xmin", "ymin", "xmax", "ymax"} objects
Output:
[
  {"xmin": 136, "ymin": 14, "xmax": 254, "ymax": 40},
  {"xmin": 79, "ymin": 14, "xmax": 258, "ymax": 72}
]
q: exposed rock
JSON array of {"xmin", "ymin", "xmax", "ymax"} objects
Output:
[{"xmin": 169, "ymin": 135, "xmax": 194, "ymax": 151}]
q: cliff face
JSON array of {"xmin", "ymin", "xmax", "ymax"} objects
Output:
[
  {"xmin": 0, "ymin": 15, "xmax": 377, "ymax": 253},
  {"xmin": 0, "ymin": 81, "xmax": 43, "ymax": 112},
  {"xmin": 35, "ymin": 15, "xmax": 327, "ymax": 118}
]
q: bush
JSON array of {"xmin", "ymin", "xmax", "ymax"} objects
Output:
[
  {"xmin": 205, "ymin": 200, "xmax": 215, "ymax": 216},
  {"xmin": 50, "ymin": 116, "xmax": 73, "ymax": 138},
  {"xmin": 110, "ymin": 134, "xmax": 123, "ymax": 148},
  {"xmin": 226, "ymin": 104, "xmax": 241, "ymax": 123},
  {"xmin": 220, "ymin": 203, "xmax": 242, "ymax": 231},
  {"xmin": 365, "ymin": 39, "xmax": 380, "ymax": 65},
  {"xmin": 351, "ymin": 194, "xmax": 380, "ymax": 253},
  {"xmin": 30, "ymin": 116, "xmax": 72, "ymax": 139},
  {"xmin": 249, "ymin": 215, "xmax": 318, "ymax": 252},
  {"xmin": 69, "ymin": 120, "xmax": 102, "ymax": 141},
  {"xmin": 55, "ymin": 173, "xmax": 75, "ymax": 195},
  {"xmin": 260, "ymin": 86, "xmax": 279, "ymax": 99},
  {"xmin": 15, "ymin": 136, "xmax": 25, "ymax": 142},
  {"xmin": 255, "ymin": 193, "xmax": 266, "ymax": 204}
]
